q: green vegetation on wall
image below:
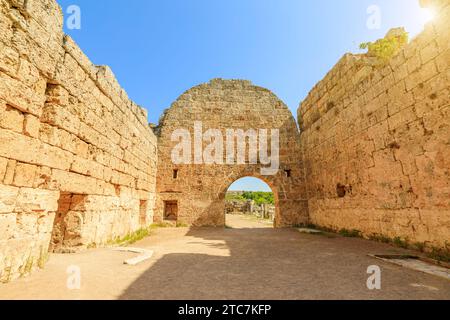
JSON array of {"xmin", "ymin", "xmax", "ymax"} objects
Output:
[{"xmin": 359, "ymin": 28, "xmax": 409, "ymax": 62}]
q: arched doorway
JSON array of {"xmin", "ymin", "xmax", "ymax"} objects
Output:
[
  {"xmin": 154, "ymin": 79, "xmax": 309, "ymax": 227},
  {"xmin": 225, "ymin": 177, "xmax": 276, "ymax": 228}
]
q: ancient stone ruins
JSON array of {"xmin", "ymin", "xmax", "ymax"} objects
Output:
[
  {"xmin": 0, "ymin": 0, "xmax": 449, "ymax": 282},
  {"xmin": 225, "ymin": 191, "xmax": 276, "ymax": 220}
]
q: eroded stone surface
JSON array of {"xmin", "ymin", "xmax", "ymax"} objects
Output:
[
  {"xmin": 298, "ymin": 0, "xmax": 450, "ymax": 249},
  {"xmin": 0, "ymin": 0, "xmax": 157, "ymax": 282}
]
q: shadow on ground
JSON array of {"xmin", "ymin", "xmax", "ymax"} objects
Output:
[{"xmin": 119, "ymin": 225, "xmax": 450, "ymax": 300}]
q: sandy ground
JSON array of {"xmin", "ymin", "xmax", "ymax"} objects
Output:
[{"xmin": 0, "ymin": 214, "xmax": 449, "ymax": 300}]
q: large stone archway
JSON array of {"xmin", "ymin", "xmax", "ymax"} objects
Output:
[{"xmin": 155, "ymin": 79, "xmax": 308, "ymax": 227}]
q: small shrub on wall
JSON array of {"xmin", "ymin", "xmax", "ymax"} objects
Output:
[{"xmin": 360, "ymin": 28, "xmax": 409, "ymax": 62}]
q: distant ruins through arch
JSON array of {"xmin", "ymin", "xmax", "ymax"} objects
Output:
[{"xmin": 225, "ymin": 177, "xmax": 277, "ymax": 226}]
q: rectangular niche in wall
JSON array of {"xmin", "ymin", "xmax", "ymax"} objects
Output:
[
  {"xmin": 140, "ymin": 200, "xmax": 148, "ymax": 226},
  {"xmin": 164, "ymin": 201, "xmax": 178, "ymax": 221},
  {"xmin": 50, "ymin": 193, "xmax": 86, "ymax": 253},
  {"xmin": 49, "ymin": 193, "xmax": 72, "ymax": 253}
]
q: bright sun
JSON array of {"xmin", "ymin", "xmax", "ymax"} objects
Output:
[{"xmin": 419, "ymin": 8, "xmax": 436, "ymax": 25}]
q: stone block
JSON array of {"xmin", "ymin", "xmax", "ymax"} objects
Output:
[
  {"xmin": 63, "ymin": 36, "xmax": 97, "ymax": 80},
  {"xmin": 22, "ymin": 0, "xmax": 64, "ymax": 37},
  {"xmin": 388, "ymin": 106, "xmax": 417, "ymax": 131},
  {"xmin": 406, "ymin": 54, "xmax": 422, "ymax": 73},
  {"xmin": 40, "ymin": 103, "xmax": 80, "ymax": 135},
  {"xmin": 0, "ymin": 129, "xmax": 73, "ymax": 171},
  {"xmin": 23, "ymin": 114, "xmax": 40, "ymax": 138},
  {"xmin": 33, "ymin": 166, "xmax": 54, "ymax": 190},
  {"xmin": 2, "ymin": 159, "xmax": 16, "ymax": 185},
  {"xmin": 53, "ymin": 53, "xmax": 87, "ymax": 97},
  {"xmin": 0, "ymin": 43, "xmax": 19, "ymax": 77},
  {"xmin": 434, "ymin": 48, "xmax": 450, "ymax": 73},
  {"xmin": 420, "ymin": 41, "xmax": 440, "ymax": 64},
  {"xmin": 0, "ymin": 157, "xmax": 7, "ymax": 181},
  {"xmin": 51, "ymin": 169, "xmax": 99, "ymax": 195},
  {"xmin": 12, "ymin": 163, "xmax": 37, "ymax": 188},
  {"xmin": 38, "ymin": 123, "xmax": 60, "ymax": 146},
  {"xmin": 0, "ymin": 0, "xmax": 14, "ymax": 41},
  {"xmin": 0, "ymin": 213, "xmax": 16, "ymax": 241},
  {"xmin": 16, "ymin": 58, "xmax": 42, "ymax": 88},
  {"xmin": 10, "ymin": 28, "xmax": 62, "ymax": 79},
  {"xmin": 0, "ymin": 184, "xmax": 19, "ymax": 214},
  {"xmin": 14, "ymin": 187, "xmax": 59, "ymax": 214},
  {"xmin": 45, "ymin": 84, "xmax": 70, "ymax": 106},
  {"xmin": 0, "ymin": 105, "xmax": 24, "ymax": 132},
  {"xmin": 0, "ymin": 71, "xmax": 45, "ymax": 117},
  {"xmin": 70, "ymin": 156, "xmax": 104, "ymax": 180}
]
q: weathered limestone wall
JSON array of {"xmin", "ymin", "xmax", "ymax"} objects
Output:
[
  {"xmin": 298, "ymin": 0, "xmax": 449, "ymax": 249},
  {"xmin": 156, "ymin": 79, "xmax": 308, "ymax": 227},
  {"xmin": 0, "ymin": 0, "xmax": 157, "ymax": 281}
]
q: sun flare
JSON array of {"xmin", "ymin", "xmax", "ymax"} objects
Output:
[{"xmin": 419, "ymin": 7, "xmax": 436, "ymax": 25}]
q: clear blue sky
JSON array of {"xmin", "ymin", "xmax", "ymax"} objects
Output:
[
  {"xmin": 228, "ymin": 178, "xmax": 272, "ymax": 192},
  {"xmin": 56, "ymin": 0, "xmax": 429, "ymax": 191}
]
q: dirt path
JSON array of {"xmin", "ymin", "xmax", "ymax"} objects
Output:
[
  {"xmin": 0, "ymin": 215, "xmax": 449, "ymax": 300},
  {"xmin": 226, "ymin": 214, "xmax": 274, "ymax": 229}
]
